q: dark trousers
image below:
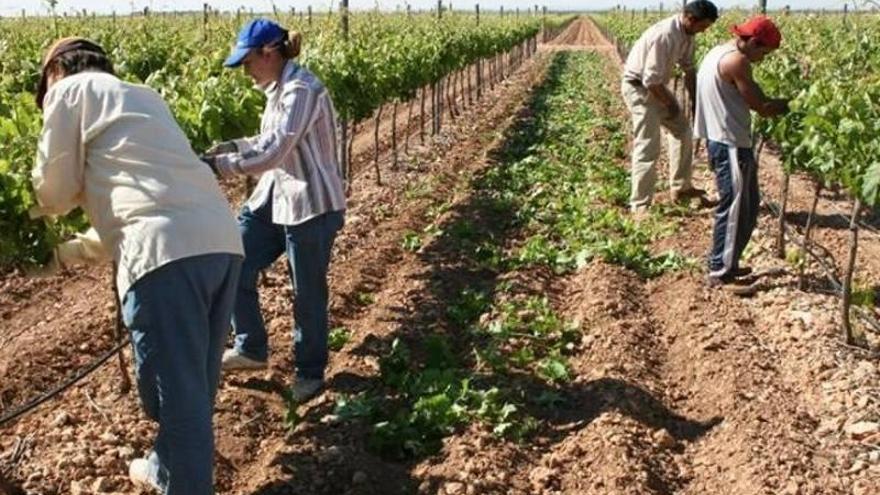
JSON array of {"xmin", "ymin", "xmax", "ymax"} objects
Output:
[
  {"xmin": 231, "ymin": 199, "xmax": 344, "ymax": 380},
  {"xmin": 707, "ymin": 141, "xmax": 759, "ymax": 277}
]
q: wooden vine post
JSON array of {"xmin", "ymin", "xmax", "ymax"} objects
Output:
[
  {"xmin": 340, "ymin": 0, "xmax": 351, "ymax": 187},
  {"xmin": 433, "ymin": 0, "xmax": 443, "ymax": 135},
  {"xmin": 391, "ymin": 99, "xmax": 399, "ymax": 171},
  {"xmin": 797, "ymin": 180, "xmax": 823, "ymax": 290},
  {"xmin": 476, "ymin": 4, "xmax": 483, "ymax": 100},
  {"xmin": 841, "ymin": 200, "xmax": 862, "ymax": 345},
  {"xmin": 203, "ymin": 3, "xmax": 209, "ymax": 42},
  {"xmin": 761, "ymin": 137, "xmax": 790, "ymax": 260},
  {"xmin": 374, "ymin": 105, "xmax": 383, "ymax": 184},
  {"xmin": 111, "ymin": 266, "xmax": 132, "ymax": 394}
]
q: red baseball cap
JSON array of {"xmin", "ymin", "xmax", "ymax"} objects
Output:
[{"xmin": 731, "ymin": 16, "xmax": 782, "ymax": 49}]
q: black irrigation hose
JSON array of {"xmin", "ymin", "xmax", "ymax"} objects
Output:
[
  {"xmin": 0, "ymin": 337, "xmax": 130, "ymax": 428},
  {"xmin": 763, "ymin": 199, "xmax": 880, "ymax": 336}
]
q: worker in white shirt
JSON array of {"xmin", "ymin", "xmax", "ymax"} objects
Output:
[
  {"xmin": 622, "ymin": 0, "xmax": 718, "ymax": 214},
  {"xmin": 202, "ymin": 19, "xmax": 346, "ymax": 404},
  {"xmin": 32, "ymin": 37, "xmax": 244, "ymax": 495}
]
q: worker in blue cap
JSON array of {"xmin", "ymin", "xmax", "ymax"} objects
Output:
[{"xmin": 203, "ymin": 18, "xmax": 346, "ymax": 404}]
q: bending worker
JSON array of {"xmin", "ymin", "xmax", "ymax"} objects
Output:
[{"xmin": 32, "ymin": 37, "xmax": 244, "ymax": 494}]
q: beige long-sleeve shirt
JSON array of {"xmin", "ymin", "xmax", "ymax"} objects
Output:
[
  {"xmin": 32, "ymin": 71, "xmax": 244, "ymax": 299},
  {"xmin": 623, "ymin": 15, "xmax": 695, "ymax": 87},
  {"xmin": 214, "ymin": 61, "xmax": 346, "ymax": 226}
]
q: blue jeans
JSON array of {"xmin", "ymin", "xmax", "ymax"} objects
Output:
[
  {"xmin": 122, "ymin": 253, "xmax": 242, "ymax": 495},
  {"xmin": 707, "ymin": 141, "xmax": 759, "ymax": 277},
  {"xmin": 232, "ymin": 200, "xmax": 344, "ymax": 380}
]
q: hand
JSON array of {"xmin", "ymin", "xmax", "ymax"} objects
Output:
[
  {"xmin": 763, "ymin": 99, "xmax": 789, "ymax": 117},
  {"xmin": 771, "ymin": 99, "xmax": 791, "ymax": 116},
  {"xmin": 28, "ymin": 205, "xmax": 51, "ymax": 220},
  {"xmin": 24, "ymin": 229, "xmax": 107, "ymax": 277},
  {"xmin": 205, "ymin": 141, "xmax": 238, "ymax": 156}
]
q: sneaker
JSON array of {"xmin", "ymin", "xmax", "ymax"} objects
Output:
[
  {"xmin": 129, "ymin": 457, "xmax": 162, "ymax": 493},
  {"xmin": 221, "ymin": 349, "xmax": 268, "ymax": 371},
  {"xmin": 289, "ymin": 378, "xmax": 324, "ymax": 404},
  {"xmin": 671, "ymin": 187, "xmax": 707, "ymax": 202}
]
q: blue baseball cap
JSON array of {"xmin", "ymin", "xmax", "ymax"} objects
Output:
[{"xmin": 224, "ymin": 18, "xmax": 287, "ymax": 68}]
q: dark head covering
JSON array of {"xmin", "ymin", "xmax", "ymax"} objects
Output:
[{"xmin": 36, "ymin": 37, "xmax": 106, "ymax": 110}]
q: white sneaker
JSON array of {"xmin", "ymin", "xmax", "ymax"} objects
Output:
[
  {"xmin": 129, "ymin": 457, "xmax": 162, "ymax": 493},
  {"xmin": 289, "ymin": 378, "xmax": 324, "ymax": 403},
  {"xmin": 221, "ymin": 349, "xmax": 268, "ymax": 371}
]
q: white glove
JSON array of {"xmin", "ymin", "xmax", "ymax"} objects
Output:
[
  {"xmin": 25, "ymin": 228, "xmax": 109, "ymax": 277},
  {"xmin": 28, "ymin": 205, "xmax": 53, "ymax": 220},
  {"xmin": 57, "ymin": 228, "xmax": 108, "ymax": 266}
]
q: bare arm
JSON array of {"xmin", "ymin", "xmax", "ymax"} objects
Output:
[
  {"xmin": 720, "ymin": 51, "xmax": 788, "ymax": 118},
  {"xmin": 684, "ymin": 68, "xmax": 696, "ymax": 114}
]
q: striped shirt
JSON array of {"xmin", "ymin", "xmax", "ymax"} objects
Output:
[
  {"xmin": 623, "ymin": 15, "xmax": 695, "ymax": 87},
  {"xmin": 216, "ymin": 61, "xmax": 346, "ymax": 226}
]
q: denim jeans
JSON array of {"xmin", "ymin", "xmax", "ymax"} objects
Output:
[
  {"xmin": 122, "ymin": 253, "xmax": 242, "ymax": 495},
  {"xmin": 707, "ymin": 141, "xmax": 759, "ymax": 277},
  {"xmin": 231, "ymin": 199, "xmax": 344, "ymax": 380}
]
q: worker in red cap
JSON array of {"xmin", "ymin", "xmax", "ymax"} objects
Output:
[{"xmin": 694, "ymin": 16, "xmax": 790, "ymax": 294}]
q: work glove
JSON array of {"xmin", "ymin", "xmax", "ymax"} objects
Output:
[
  {"xmin": 205, "ymin": 141, "xmax": 238, "ymax": 155},
  {"xmin": 26, "ymin": 228, "xmax": 108, "ymax": 277}
]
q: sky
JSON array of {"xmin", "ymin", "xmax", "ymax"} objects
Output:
[{"xmin": 0, "ymin": 0, "xmax": 856, "ymax": 16}]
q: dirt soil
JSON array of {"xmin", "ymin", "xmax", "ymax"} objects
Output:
[{"xmin": 1, "ymin": 18, "xmax": 879, "ymax": 495}]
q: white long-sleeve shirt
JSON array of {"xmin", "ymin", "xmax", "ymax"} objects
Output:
[
  {"xmin": 215, "ymin": 61, "xmax": 346, "ymax": 226},
  {"xmin": 623, "ymin": 15, "xmax": 695, "ymax": 87},
  {"xmin": 32, "ymin": 71, "xmax": 244, "ymax": 299}
]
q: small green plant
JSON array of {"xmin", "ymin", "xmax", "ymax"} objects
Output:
[
  {"xmin": 447, "ymin": 288, "xmax": 491, "ymax": 327},
  {"xmin": 537, "ymin": 354, "xmax": 571, "ymax": 383},
  {"xmin": 328, "ymin": 326, "xmax": 351, "ymax": 351},
  {"xmin": 401, "ymin": 231, "xmax": 422, "ymax": 252},
  {"xmin": 281, "ymin": 390, "xmax": 301, "ymax": 432},
  {"xmin": 447, "ymin": 219, "xmax": 478, "ymax": 242},
  {"xmin": 356, "ymin": 291, "xmax": 376, "ymax": 306},
  {"xmin": 785, "ymin": 247, "xmax": 806, "ymax": 269},
  {"xmin": 334, "ymin": 393, "xmax": 379, "ymax": 420},
  {"xmin": 852, "ymin": 281, "xmax": 877, "ymax": 308}
]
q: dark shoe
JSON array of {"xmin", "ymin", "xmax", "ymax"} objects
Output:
[
  {"xmin": 289, "ymin": 378, "xmax": 324, "ymax": 404},
  {"xmin": 731, "ymin": 266, "xmax": 753, "ymax": 278},
  {"xmin": 222, "ymin": 349, "xmax": 268, "ymax": 371},
  {"xmin": 671, "ymin": 187, "xmax": 706, "ymax": 202},
  {"xmin": 706, "ymin": 274, "xmax": 758, "ymax": 297}
]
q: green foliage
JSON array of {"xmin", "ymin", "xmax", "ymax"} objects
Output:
[
  {"xmin": 328, "ymin": 326, "xmax": 351, "ymax": 351},
  {"xmin": 478, "ymin": 51, "xmax": 689, "ymax": 278},
  {"xmin": 401, "ymin": 230, "xmax": 423, "ymax": 252},
  {"xmin": 0, "ymin": 11, "xmax": 569, "ymax": 270},
  {"xmin": 333, "ymin": 336, "xmax": 535, "ymax": 460}
]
